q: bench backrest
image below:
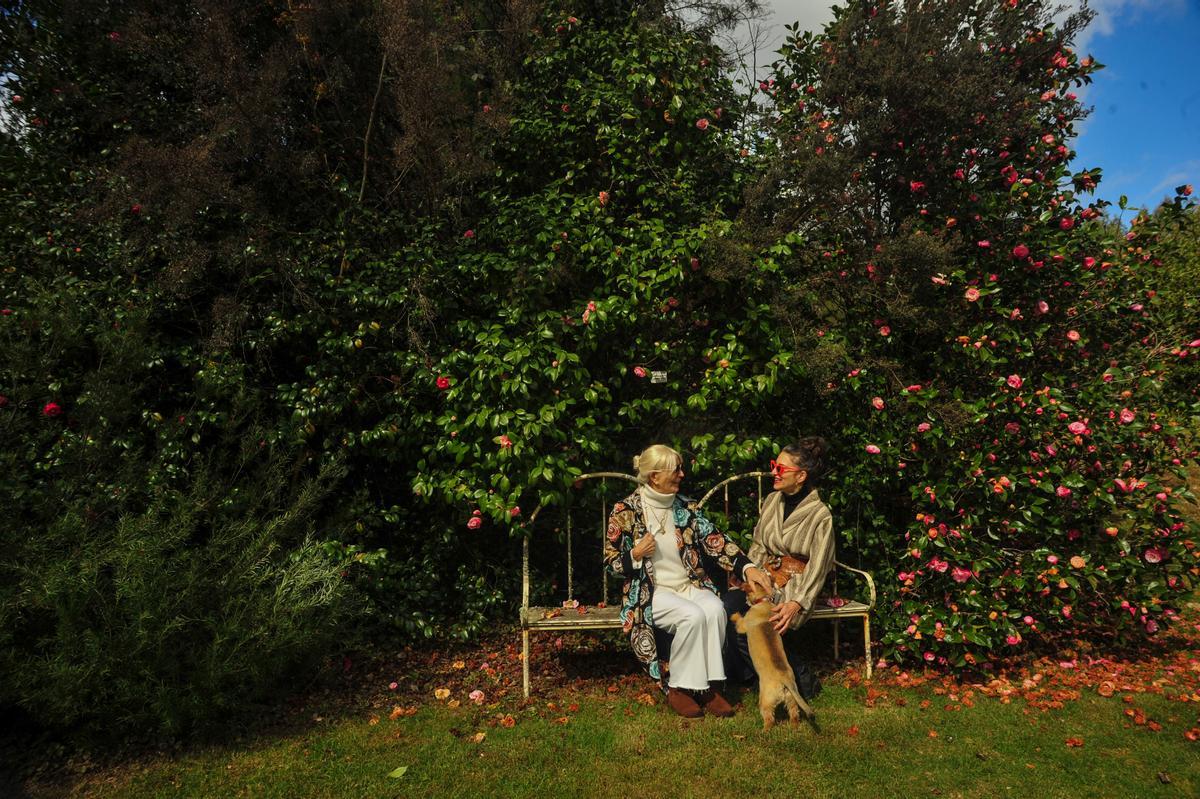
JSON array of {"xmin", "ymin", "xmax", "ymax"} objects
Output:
[{"xmin": 522, "ymin": 470, "xmax": 803, "ymax": 611}]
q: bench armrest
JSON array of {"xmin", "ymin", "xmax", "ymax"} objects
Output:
[{"xmin": 833, "ymin": 560, "xmax": 876, "ymax": 610}]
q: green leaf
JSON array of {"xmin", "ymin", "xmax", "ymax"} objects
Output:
[{"xmin": 388, "ymin": 766, "xmax": 409, "ymax": 779}]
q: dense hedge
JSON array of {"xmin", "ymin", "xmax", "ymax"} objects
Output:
[{"xmin": 0, "ymin": 0, "xmax": 1196, "ymax": 736}]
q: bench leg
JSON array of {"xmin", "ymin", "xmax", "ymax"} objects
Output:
[
  {"xmin": 863, "ymin": 616, "xmax": 873, "ymax": 681},
  {"xmin": 522, "ymin": 629, "xmax": 531, "ymax": 699},
  {"xmin": 832, "ymin": 618, "xmax": 840, "ymax": 661}
]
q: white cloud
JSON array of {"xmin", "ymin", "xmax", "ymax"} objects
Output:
[
  {"xmin": 1146, "ymin": 159, "xmax": 1200, "ymax": 198},
  {"xmin": 1061, "ymin": 0, "xmax": 1188, "ymax": 53}
]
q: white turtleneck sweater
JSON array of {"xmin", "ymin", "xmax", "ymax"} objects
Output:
[{"xmin": 635, "ymin": 485, "xmax": 693, "ymax": 594}]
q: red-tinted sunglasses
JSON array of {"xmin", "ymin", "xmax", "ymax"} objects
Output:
[{"xmin": 769, "ymin": 459, "xmax": 805, "ymax": 476}]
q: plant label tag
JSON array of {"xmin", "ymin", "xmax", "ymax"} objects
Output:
[{"xmin": 650, "ymin": 370, "xmax": 667, "ymax": 384}]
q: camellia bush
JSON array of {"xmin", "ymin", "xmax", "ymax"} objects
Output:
[{"xmin": 729, "ymin": 0, "xmax": 1198, "ymax": 668}]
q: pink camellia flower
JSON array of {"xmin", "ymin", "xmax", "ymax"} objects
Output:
[
  {"xmin": 951, "ymin": 566, "xmax": 971, "ymax": 584},
  {"xmin": 878, "ymin": 325, "xmax": 891, "ymax": 336},
  {"xmin": 632, "ymin": 366, "xmax": 647, "ymax": 378},
  {"xmin": 436, "ymin": 375, "xmax": 451, "ymax": 390},
  {"xmin": 1068, "ymin": 421, "xmax": 1086, "ymax": 435},
  {"xmin": 1036, "ymin": 300, "xmax": 1050, "ymax": 314},
  {"xmin": 1006, "ymin": 374, "xmax": 1023, "ymax": 389},
  {"xmin": 1059, "ymin": 217, "xmax": 1075, "ymax": 230},
  {"xmin": 1005, "ymin": 421, "xmax": 1021, "ymax": 435},
  {"xmin": 909, "ymin": 180, "xmax": 926, "ymax": 193},
  {"xmin": 463, "ymin": 229, "xmax": 475, "ymax": 239},
  {"xmin": 467, "ymin": 516, "xmax": 483, "ymax": 530},
  {"xmin": 108, "ymin": 31, "xmax": 121, "ymax": 41},
  {"xmin": 1, "ymin": 308, "xmax": 10, "ymax": 316},
  {"xmin": 1046, "ymin": 554, "xmax": 1059, "ymax": 564},
  {"xmin": 498, "ymin": 434, "xmax": 513, "ymax": 448},
  {"xmin": 130, "ymin": 203, "xmax": 142, "ymax": 214},
  {"xmin": 923, "ymin": 651, "xmax": 935, "ymax": 662},
  {"xmin": 1012, "ymin": 244, "xmax": 1029, "ymax": 258},
  {"xmin": 1082, "ymin": 256, "xmax": 1096, "ymax": 268},
  {"xmin": 1119, "ymin": 408, "xmax": 1135, "ymax": 424},
  {"xmin": 598, "ymin": 190, "xmax": 609, "ymax": 206},
  {"xmin": 865, "ymin": 444, "xmax": 881, "ymax": 454},
  {"xmin": 1061, "ymin": 605, "xmax": 1072, "ymax": 619},
  {"xmin": 1188, "ymin": 339, "xmax": 1200, "ymax": 348},
  {"xmin": 965, "ymin": 287, "xmax": 980, "ymax": 302},
  {"xmin": 1066, "ymin": 330, "xmax": 1080, "ymax": 342},
  {"xmin": 977, "ymin": 240, "xmax": 990, "ymax": 249},
  {"xmin": 1055, "ymin": 486, "xmax": 1072, "ymax": 498},
  {"xmin": 1145, "ymin": 618, "xmax": 1159, "ymax": 634},
  {"xmin": 1181, "ymin": 184, "xmax": 1193, "ymax": 197},
  {"xmin": 0, "ymin": 395, "xmax": 8, "ymax": 408},
  {"xmin": 917, "ymin": 422, "xmax": 931, "ymax": 432},
  {"xmin": 905, "ymin": 384, "xmax": 922, "ymax": 392},
  {"xmin": 1102, "ymin": 373, "xmax": 1114, "ymax": 383},
  {"xmin": 1143, "ymin": 547, "xmax": 1165, "ymax": 564},
  {"xmin": 1006, "ymin": 633, "xmax": 1021, "ymax": 645},
  {"xmin": 42, "ymin": 402, "xmax": 62, "ymax": 418},
  {"xmin": 509, "ymin": 506, "xmax": 521, "ymax": 518},
  {"xmin": 389, "ymin": 681, "xmax": 398, "ymax": 690},
  {"xmin": 695, "ymin": 118, "xmax": 710, "ymax": 130},
  {"xmin": 469, "ymin": 689, "xmax": 485, "ymax": 704},
  {"xmin": 871, "ymin": 397, "xmax": 885, "ymax": 410},
  {"xmin": 953, "ymin": 168, "xmax": 965, "ymax": 180},
  {"xmin": 1023, "ymin": 615, "xmax": 1035, "ymax": 626}
]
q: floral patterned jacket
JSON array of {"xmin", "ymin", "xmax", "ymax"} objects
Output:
[{"xmin": 603, "ymin": 489, "xmax": 752, "ymax": 680}]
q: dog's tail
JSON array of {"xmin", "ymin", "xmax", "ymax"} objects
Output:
[{"xmin": 782, "ymin": 684, "xmax": 820, "ymax": 734}]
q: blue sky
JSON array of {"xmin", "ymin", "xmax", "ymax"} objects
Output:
[{"xmin": 753, "ymin": 0, "xmax": 1200, "ymax": 214}]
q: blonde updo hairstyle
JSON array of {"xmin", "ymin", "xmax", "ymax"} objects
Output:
[{"xmin": 632, "ymin": 444, "xmax": 683, "ymax": 485}]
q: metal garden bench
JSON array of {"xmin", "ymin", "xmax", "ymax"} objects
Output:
[{"xmin": 520, "ymin": 471, "xmax": 876, "ymax": 697}]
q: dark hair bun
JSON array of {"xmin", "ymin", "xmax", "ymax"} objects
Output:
[{"xmin": 783, "ymin": 436, "xmax": 828, "ymax": 483}]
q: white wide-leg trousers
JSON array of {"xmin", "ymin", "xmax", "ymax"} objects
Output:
[{"xmin": 649, "ymin": 585, "xmax": 727, "ymax": 690}]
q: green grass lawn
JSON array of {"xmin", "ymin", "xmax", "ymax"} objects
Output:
[{"xmin": 42, "ymin": 675, "xmax": 1199, "ymax": 799}]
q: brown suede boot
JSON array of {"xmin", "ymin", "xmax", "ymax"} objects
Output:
[
  {"xmin": 666, "ymin": 688, "xmax": 703, "ymax": 718},
  {"xmin": 697, "ymin": 688, "xmax": 735, "ymax": 718}
]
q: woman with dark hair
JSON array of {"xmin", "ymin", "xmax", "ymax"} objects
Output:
[{"xmin": 723, "ymin": 436, "xmax": 834, "ymax": 699}]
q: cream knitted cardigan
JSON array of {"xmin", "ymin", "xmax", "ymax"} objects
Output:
[{"xmin": 746, "ymin": 489, "xmax": 835, "ymax": 629}]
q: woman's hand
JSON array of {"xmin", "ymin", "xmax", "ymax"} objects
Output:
[
  {"xmin": 770, "ymin": 600, "xmax": 802, "ymax": 634},
  {"xmin": 744, "ymin": 566, "xmax": 774, "ymax": 595},
  {"xmin": 630, "ymin": 532, "xmax": 656, "ymax": 560}
]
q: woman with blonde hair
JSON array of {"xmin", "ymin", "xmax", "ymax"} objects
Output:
[{"xmin": 604, "ymin": 444, "xmax": 774, "ymax": 718}]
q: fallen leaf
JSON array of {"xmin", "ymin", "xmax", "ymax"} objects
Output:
[
  {"xmin": 554, "ymin": 716, "xmax": 570, "ymax": 725},
  {"xmin": 1097, "ymin": 681, "xmax": 1115, "ymax": 697},
  {"xmin": 388, "ymin": 766, "xmax": 408, "ymax": 779},
  {"xmin": 434, "ymin": 688, "xmax": 451, "ymax": 700},
  {"xmin": 500, "ymin": 715, "xmax": 516, "ymax": 728},
  {"xmin": 928, "ymin": 730, "xmax": 938, "ymax": 738},
  {"xmin": 848, "ymin": 725, "xmax": 860, "ymax": 737},
  {"xmin": 368, "ymin": 715, "xmax": 380, "ymax": 726},
  {"xmin": 448, "ymin": 699, "xmax": 461, "ymax": 708},
  {"xmin": 1065, "ymin": 737, "xmax": 1084, "ymax": 747},
  {"xmin": 471, "ymin": 732, "xmax": 487, "ymax": 744},
  {"xmin": 452, "ymin": 660, "xmax": 466, "ymax": 670},
  {"xmin": 732, "ymin": 734, "xmax": 746, "ymax": 741},
  {"xmin": 1157, "ymin": 772, "xmax": 1171, "ymax": 784}
]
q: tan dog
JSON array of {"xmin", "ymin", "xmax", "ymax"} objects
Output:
[{"xmin": 730, "ymin": 585, "xmax": 817, "ymax": 731}]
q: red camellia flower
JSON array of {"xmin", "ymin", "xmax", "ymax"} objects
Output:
[
  {"xmin": 695, "ymin": 118, "xmax": 709, "ymax": 130},
  {"xmin": 1068, "ymin": 421, "xmax": 1086, "ymax": 435},
  {"xmin": 964, "ymin": 287, "xmax": 980, "ymax": 302},
  {"xmin": 509, "ymin": 506, "xmax": 521, "ymax": 518},
  {"xmin": 0, "ymin": 395, "xmax": 8, "ymax": 408},
  {"xmin": 1180, "ymin": 184, "xmax": 1193, "ymax": 197},
  {"xmin": 951, "ymin": 566, "xmax": 971, "ymax": 584},
  {"xmin": 42, "ymin": 401, "xmax": 62, "ymax": 417},
  {"xmin": 1011, "ymin": 244, "xmax": 1029, "ymax": 258},
  {"xmin": 463, "ymin": 229, "xmax": 475, "ymax": 239},
  {"xmin": 632, "ymin": 366, "xmax": 647, "ymax": 378},
  {"xmin": 1006, "ymin": 374, "xmax": 1023, "ymax": 389},
  {"xmin": 467, "ymin": 516, "xmax": 483, "ymax": 530},
  {"xmin": 977, "ymin": 240, "xmax": 990, "ymax": 249},
  {"xmin": 909, "ymin": 180, "xmax": 925, "ymax": 192},
  {"xmin": 871, "ymin": 396, "xmax": 885, "ymax": 410},
  {"xmin": 1119, "ymin": 408, "xmax": 1135, "ymax": 424},
  {"xmin": 598, "ymin": 190, "xmax": 609, "ymax": 206},
  {"xmin": 498, "ymin": 434, "xmax": 513, "ymax": 448},
  {"xmin": 1143, "ymin": 547, "xmax": 1164, "ymax": 564},
  {"xmin": 878, "ymin": 325, "xmax": 890, "ymax": 336},
  {"xmin": 435, "ymin": 375, "xmax": 451, "ymax": 390},
  {"xmin": 1, "ymin": 308, "xmax": 11, "ymax": 316},
  {"xmin": 1055, "ymin": 486, "xmax": 1072, "ymax": 498},
  {"xmin": 1059, "ymin": 217, "xmax": 1075, "ymax": 230}
]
